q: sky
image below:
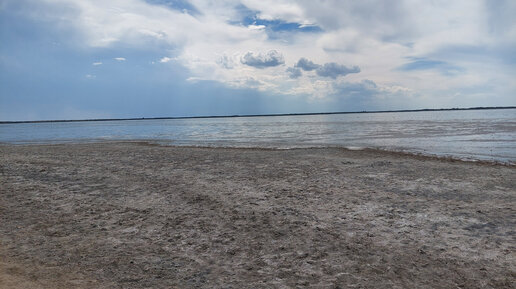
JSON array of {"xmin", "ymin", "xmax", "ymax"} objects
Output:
[{"xmin": 0, "ymin": 0, "xmax": 515, "ymax": 121}]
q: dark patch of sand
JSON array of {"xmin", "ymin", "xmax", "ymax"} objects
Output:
[{"xmin": 0, "ymin": 143, "xmax": 515, "ymax": 288}]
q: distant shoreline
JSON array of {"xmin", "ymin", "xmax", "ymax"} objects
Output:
[{"xmin": 1, "ymin": 106, "xmax": 515, "ymax": 124}]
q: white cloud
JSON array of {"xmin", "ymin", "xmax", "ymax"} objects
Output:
[
  {"xmin": 92, "ymin": 62, "xmax": 102, "ymax": 66},
  {"xmin": 34, "ymin": 0, "xmax": 516, "ymax": 106},
  {"xmin": 114, "ymin": 57, "xmax": 126, "ymax": 61},
  {"xmin": 159, "ymin": 57, "xmax": 173, "ymax": 63},
  {"xmin": 248, "ymin": 24, "xmax": 265, "ymax": 30},
  {"xmin": 217, "ymin": 54, "xmax": 235, "ymax": 69}
]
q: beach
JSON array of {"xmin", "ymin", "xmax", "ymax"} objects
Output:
[{"xmin": 0, "ymin": 142, "xmax": 515, "ymax": 288}]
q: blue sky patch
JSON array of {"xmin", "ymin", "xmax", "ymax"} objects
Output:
[
  {"xmin": 249, "ymin": 19, "xmax": 322, "ymax": 33},
  {"xmin": 234, "ymin": 5, "xmax": 322, "ymax": 34},
  {"xmin": 144, "ymin": 0, "xmax": 200, "ymax": 15}
]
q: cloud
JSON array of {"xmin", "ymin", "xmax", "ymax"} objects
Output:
[
  {"xmin": 240, "ymin": 50, "xmax": 285, "ymax": 68},
  {"xmin": 399, "ymin": 58, "xmax": 446, "ymax": 70},
  {"xmin": 329, "ymin": 80, "xmax": 419, "ymax": 111},
  {"xmin": 293, "ymin": 58, "xmax": 360, "ymax": 79},
  {"xmin": 92, "ymin": 62, "xmax": 102, "ymax": 66},
  {"xmin": 218, "ymin": 55, "xmax": 235, "ymax": 69},
  {"xmin": 286, "ymin": 67, "xmax": 302, "ymax": 78},
  {"xmin": 334, "ymin": 79, "xmax": 378, "ymax": 94},
  {"xmin": 144, "ymin": 0, "xmax": 200, "ymax": 15},
  {"xmin": 7, "ymin": 0, "xmax": 515, "ymax": 109},
  {"xmin": 316, "ymin": 63, "xmax": 360, "ymax": 79},
  {"xmin": 114, "ymin": 57, "xmax": 126, "ymax": 61},
  {"xmin": 248, "ymin": 24, "xmax": 266, "ymax": 30},
  {"xmin": 239, "ymin": 0, "xmax": 308, "ymax": 25},
  {"xmin": 398, "ymin": 58, "xmax": 463, "ymax": 76},
  {"xmin": 159, "ymin": 57, "xmax": 172, "ymax": 63},
  {"xmin": 295, "ymin": 58, "xmax": 320, "ymax": 71},
  {"xmin": 243, "ymin": 77, "xmax": 264, "ymax": 88}
]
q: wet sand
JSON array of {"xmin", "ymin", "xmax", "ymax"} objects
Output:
[{"xmin": 0, "ymin": 142, "xmax": 515, "ymax": 288}]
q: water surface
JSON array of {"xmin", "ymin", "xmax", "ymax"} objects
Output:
[{"xmin": 1, "ymin": 109, "xmax": 515, "ymax": 163}]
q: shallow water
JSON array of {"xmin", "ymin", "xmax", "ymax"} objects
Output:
[{"xmin": 1, "ymin": 109, "xmax": 515, "ymax": 163}]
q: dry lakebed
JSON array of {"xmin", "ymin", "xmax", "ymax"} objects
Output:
[{"xmin": 0, "ymin": 142, "xmax": 515, "ymax": 288}]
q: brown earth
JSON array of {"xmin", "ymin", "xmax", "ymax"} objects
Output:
[{"xmin": 0, "ymin": 142, "xmax": 515, "ymax": 288}]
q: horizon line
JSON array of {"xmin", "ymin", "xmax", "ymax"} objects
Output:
[{"xmin": 1, "ymin": 106, "xmax": 515, "ymax": 124}]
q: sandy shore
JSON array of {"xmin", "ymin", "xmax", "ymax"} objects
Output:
[{"xmin": 0, "ymin": 142, "xmax": 515, "ymax": 288}]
